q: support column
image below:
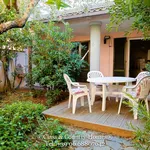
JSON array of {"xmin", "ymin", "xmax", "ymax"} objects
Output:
[{"xmin": 89, "ymin": 21, "xmax": 101, "ymax": 71}]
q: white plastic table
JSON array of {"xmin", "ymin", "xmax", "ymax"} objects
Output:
[{"xmin": 87, "ymin": 77, "xmax": 136, "ymax": 111}]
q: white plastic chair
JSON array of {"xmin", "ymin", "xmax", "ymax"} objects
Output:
[
  {"xmin": 63, "ymin": 74, "xmax": 92, "ymax": 114},
  {"xmin": 87, "ymin": 71, "xmax": 104, "ymax": 80},
  {"xmin": 135, "ymin": 71, "xmax": 150, "ymax": 83},
  {"xmin": 87, "ymin": 71, "xmax": 110, "ymax": 105},
  {"xmin": 118, "ymin": 75, "xmax": 150, "ymax": 119}
]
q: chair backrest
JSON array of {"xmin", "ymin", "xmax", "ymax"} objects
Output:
[
  {"xmin": 87, "ymin": 71, "xmax": 104, "ymax": 79},
  {"xmin": 63, "ymin": 74, "xmax": 72, "ymax": 93},
  {"xmin": 136, "ymin": 76, "xmax": 150, "ymax": 99},
  {"xmin": 136, "ymin": 71, "xmax": 150, "ymax": 83}
]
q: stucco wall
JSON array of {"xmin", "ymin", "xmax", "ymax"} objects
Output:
[
  {"xmin": 0, "ymin": 50, "xmax": 28, "ymax": 91},
  {"xmin": 71, "ymin": 31, "xmax": 143, "ymax": 77},
  {"xmin": 104, "ymin": 31, "xmax": 143, "ymax": 76}
]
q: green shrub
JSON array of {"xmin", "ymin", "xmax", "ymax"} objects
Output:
[
  {"xmin": 131, "ymin": 102, "xmax": 150, "ymax": 150},
  {"xmin": 126, "ymin": 97, "xmax": 150, "ymax": 149},
  {"xmin": 32, "ymin": 50, "xmax": 87, "ymax": 90},
  {"xmin": 27, "ymin": 21, "xmax": 87, "ymax": 90},
  {"xmin": 0, "ymin": 101, "xmax": 46, "ymax": 150},
  {"xmin": 31, "ymin": 89, "xmax": 45, "ymax": 98},
  {"xmin": 0, "ymin": 101, "xmax": 72, "ymax": 150},
  {"xmin": 30, "ymin": 118, "xmax": 72, "ymax": 150},
  {"xmin": 145, "ymin": 62, "xmax": 150, "ymax": 72},
  {"xmin": 45, "ymin": 89, "xmax": 61, "ymax": 106}
]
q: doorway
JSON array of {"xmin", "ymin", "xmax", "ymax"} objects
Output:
[
  {"xmin": 129, "ymin": 39, "xmax": 150, "ymax": 77},
  {"xmin": 113, "ymin": 38, "xmax": 126, "ymax": 76}
]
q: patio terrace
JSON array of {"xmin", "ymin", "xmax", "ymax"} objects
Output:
[{"xmin": 43, "ymin": 84, "xmax": 147, "ymax": 138}]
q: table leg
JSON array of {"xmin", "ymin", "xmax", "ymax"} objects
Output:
[
  {"xmin": 90, "ymin": 83, "xmax": 96, "ymax": 105},
  {"xmin": 116, "ymin": 83, "xmax": 119, "ymax": 102},
  {"xmin": 102, "ymin": 84, "xmax": 106, "ymax": 111}
]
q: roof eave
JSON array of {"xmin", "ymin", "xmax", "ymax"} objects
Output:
[{"xmin": 61, "ymin": 10, "xmax": 109, "ymax": 20}]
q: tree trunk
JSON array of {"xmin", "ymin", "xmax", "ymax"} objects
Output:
[
  {"xmin": 28, "ymin": 47, "xmax": 33, "ymax": 89},
  {"xmin": 2, "ymin": 61, "xmax": 12, "ymax": 92},
  {"xmin": 0, "ymin": 0, "xmax": 40, "ymax": 34}
]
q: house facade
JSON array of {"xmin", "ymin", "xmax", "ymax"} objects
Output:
[
  {"xmin": 55, "ymin": 3, "xmax": 150, "ymax": 80},
  {"xmin": 1, "ymin": 2, "xmax": 149, "ymax": 90}
]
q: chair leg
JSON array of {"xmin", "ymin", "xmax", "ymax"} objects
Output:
[
  {"xmin": 116, "ymin": 96, "xmax": 119, "ymax": 102},
  {"xmin": 68, "ymin": 94, "xmax": 72, "ymax": 108},
  {"xmin": 145, "ymin": 98, "xmax": 149, "ymax": 112},
  {"xmin": 132, "ymin": 99, "xmax": 138, "ymax": 120},
  {"xmin": 80, "ymin": 97, "xmax": 84, "ymax": 106},
  {"xmin": 91, "ymin": 95, "xmax": 95, "ymax": 105},
  {"xmin": 72, "ymin": 96, "xmax": 77, "ymax": 114},
  {"xmin": 87, "ymin": 94, "xmax": 92, "ymax": 113},
  {"xmin": 118, "ymin": 96, "xmax": 124, "ymax": 114}
]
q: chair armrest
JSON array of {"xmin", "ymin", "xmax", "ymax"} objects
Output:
[
  {"xmin": 123, "ymin": 80, "xmax": 141, "ymax": 89},
  {"xmin": 122, "ymin": 84, "xmax": 137, "ymax": 92},
  {"xmin": 72, "ymin": 82, "xmax": 79, "ymax": 86},
  {"xmin": 73, "ymin": 84, "xmax": 88, "ymax": 89},
  {"xmin": 77, "ymin": 85, "xmax": 87, "ymax": 88}
]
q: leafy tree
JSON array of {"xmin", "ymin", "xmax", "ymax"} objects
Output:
[
  {"xmin": 24, "ymin": 21, "xmax": 87, "ymax": 90},
  {"xmin": 0, "ymin": 0, "xmax": 69, "ymax": 34},
  {"xmin": 0, "ymin": 0, "xmax": 70, "ymax": 91},
  {"xmin": 108, "ymin": 0, "xmax": 150, "ymax": 38}
]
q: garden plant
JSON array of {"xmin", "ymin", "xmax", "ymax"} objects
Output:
[
  {"xmin": 0, "ymin": 101, "xmax": 71, "ymax": 150},
  {"xmin": 23, "ymin": 21, "xmax": 87, "ymax": 105},
  {"xmin": 123, "ymin": 63, "xmax": 150, "ymax": 150}
]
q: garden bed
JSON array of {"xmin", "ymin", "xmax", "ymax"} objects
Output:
[{"xmin": 0, "ymin": 88, "xmax": 69, "ymax": 108}]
